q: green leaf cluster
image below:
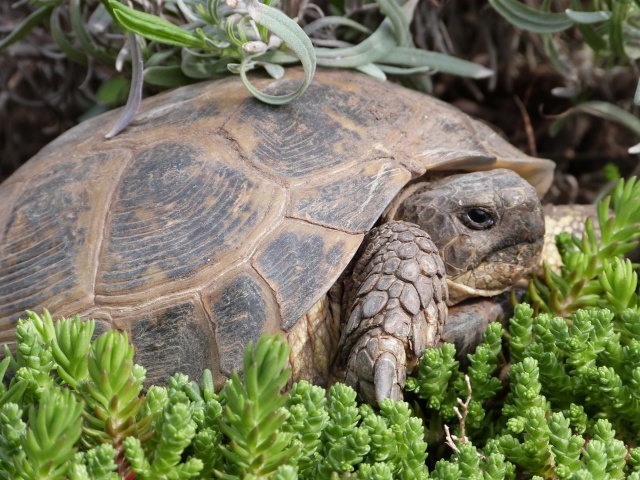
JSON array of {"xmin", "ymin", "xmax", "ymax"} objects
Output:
[
  {"xmin": 0, "ymin": 311, "xmax": 199, "ymax": 478},
  {"xmin": 0, "ymin": 313, "xmax": 433, "ymax": 479},
  {"xmin": 0, "ymin": 0, "xmax": 492, "ymax": 135},
  {"xmin": 215, "ymin": 335, "xmax": 295, "ymax": 478},
  {"xmin": 406, "ymin": 321, "xmax": 504, "ymax": 434},
  {"xmin": 487, "ymin": 0, "xmax": 640, "ymax": 150},
  {"xmin": 5, "ymin": 301, "xmax": 640, "ymax": 478},
  {"xmin": 529, "ymin": 176, "xmax": 640, "ymax": 319},
  {"xmin": 406, "ymin": 302, "xmax": 640, "ymax": 479}
]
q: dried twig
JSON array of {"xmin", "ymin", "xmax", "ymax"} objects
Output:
[{"xmin": 444, "ymin": 374, "xmax": 471, "ymax": 451}]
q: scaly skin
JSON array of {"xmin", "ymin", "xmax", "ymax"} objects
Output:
[
  {"xmin": 339, "ymin": 222, "xmax": 447, "ymax": 402},
  {"xmin": 340, "ymin": 169, "xmax": 545, "ymax": 403}
]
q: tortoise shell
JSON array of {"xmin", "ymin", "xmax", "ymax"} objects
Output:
[{"xmin": 0, "ymin": 68, "xmax": 553, "ymax": 386}]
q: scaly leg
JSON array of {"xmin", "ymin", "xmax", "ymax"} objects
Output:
[{"xmin": 339, "ymin": 221, "xmax": 448, "ymax": 403}]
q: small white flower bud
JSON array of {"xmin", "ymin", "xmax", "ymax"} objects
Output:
[
  {"xmin": 242, "ymin": 41, "xmax": 268, "ymax": 53},
  {"xmin": 267, "ymin": 35, "xmax": 282, "ymax": 49}
]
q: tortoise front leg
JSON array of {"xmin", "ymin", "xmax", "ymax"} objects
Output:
[{"xmin": 339, "ymin": 221, "xmax": 448, "ymax": 403}]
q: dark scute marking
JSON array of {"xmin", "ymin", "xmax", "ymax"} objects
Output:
[
  {"xmin": 293, "ymin": 164, "xmax": 408, "ymax": 232},
  {"xmin": 210, "ymin": 274, "xmax": 267, "ymax": 376},
  {"xmin": 263, "ymin": 80, "xmax": 378, "ymax": 126},
  {"xmin": 327, "ymin": 243, "xmax": 345, "ymax": 267},
  {"xmin": 98, "ymin": 142, "xmax": 263, "ymax": 294},
  {"xmin": 255, "ymin": 230, "xmax": 347, "ymax": 330},
  {"xmin": 130, "ymin": 300, "xmax": 214, "ymax": 385},
  {"xmin": 438, "ymin": 117, "xmax": 467, "ymax": 134},
  {"xmin": 92, "ymin": 319, "xmax": 113, "ymax": 341},
  {"xmin": 235, "ymin": 82, "xmax": 379, "ymax": 178},
  {"xmin": 0, "ymin": 154, "xmax": 104, "ymax": 321}
]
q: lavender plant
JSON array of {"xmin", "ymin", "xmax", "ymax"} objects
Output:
[
  {"xmin": 1, "ymin": 0, "xmax": 491, "ymax": 136},
  {"xmin": 487, "ymin": 0, "xmax": 640, "ymax": 151}
]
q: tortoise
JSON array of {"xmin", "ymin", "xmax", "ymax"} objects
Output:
[{"xmin": 0, "ymin": 68, "xmax": 554, "ymax": 403}]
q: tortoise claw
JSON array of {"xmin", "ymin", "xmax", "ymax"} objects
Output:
[
  {"xmin": 344, "ymin": 334, "xmax": 405, "ymax": 403},
  {"xmin": 374, "ymin": 351, "xmax": 403, "ymax": 402}
]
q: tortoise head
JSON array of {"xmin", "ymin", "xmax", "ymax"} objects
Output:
[{"xmin": 394, "ymin": 168, "xmax": 544, "ymax": 304}]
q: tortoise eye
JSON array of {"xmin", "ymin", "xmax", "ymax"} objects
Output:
[{"xmin": 464, "ymin": 208, "xmax": 495, "ymax": 229}]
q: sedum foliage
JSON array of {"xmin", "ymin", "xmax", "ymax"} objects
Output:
[
  {"xmin": 408, "ymin": 305, "xmax": 640, "ymax": 480},
  {"xmin": 0, "ymin": 313, "xmax": 431, "ymax": 479},
  {"xmin": 1, "ymin": 176, "xmax": 639, "ymax": 479},
  {"xmin": 529, "ymin": 176, "xmax": 640, "ymax": 318},
  {"xmin": 3, "ymin": 304, "xmax": 640, "ymax": 479}
]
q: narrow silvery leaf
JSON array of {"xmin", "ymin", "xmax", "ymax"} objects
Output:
[
  {"xmin": 144, "ymin": 65, "xmax": 194, "ymax": 86},
  {"xmin": 376, "ymin": 64, "xmax": 433, "ymax": 75},
  {"xmin": 182, "ymin": 52, "xmax": 232, "ymax": 78},
  {"xmin": 313, "ymin": 0, "xmax": 416, "ymax": 65},
  {"xmin": 375, "ymin": 0, "xmax": 414, "ymax": 47},
  {"xmin": 176, "ymin": 0, "xmax": 201, "ymax": 22},
  {"xmin": 383, "ymin": 47, "xmax": 493, "ymax": 79},
  {"xmin": 256, "ymin": 50, "xmax": 299, "ymax": 64},
  {"xmin": 51, "ymin": 7, "xmax": 88, "ymax": 65},
  {"xmin": 263, "ymin": 63, "xmax": 285, "ymax": 78},
  {"xmin": 610, "ymin": 1, "xmax": 627, "ymax": 58},
  {"xmin": 543, "ymin": 34, "xmax": 574, "ymax": 79},
  {"xmin": 72, "ymin": 0, "xmax": 114, "ymax": 64},
  {"xmin": 303, "ymin": 16, "xmax": 372, "ymax": 36},
  {"xmin": 569, "ymin": 0, "xmax": 607, "ymax": 51},
  {"xmin": 488, "ymin": 0, "xmax": 574, "ymax": 33},
  {"xmin": 635, "ymin": 78, "xmax": 640, "ymax": 106},
  {"xmin": 88, "ymin": 3, "xmax": 113, "ymax": 36},
  {"xmin": 0, "ymin": 5, "xmax": 53, "ymax": 50},
  {"xmin": 551, "ymin": 85, "xmax": 578, "ymax": 98},
  {"xmin": 564, "ymin": 9, "xmax": 611, "ymax": 24},
  {"xmin": 244, "ymin": 0, "xmax": 316, "ymax": 105},
  {"xmin": 315, "ymin": 20, "xmax": 395, "ymax": 67},
  {"xmin": 575, "ymin": 102, "xmax": 640, "ymax": 136},
  {"xmin": 549, "ymin": 101, "xmax": 640, "ymax": 147},
  {"xmin": 106, "ymin": 32, "xmax": 144, "ymax": 138},
  {"xmin": 355, "ymin": 63, "xmax": 387, "ymax": 80}
]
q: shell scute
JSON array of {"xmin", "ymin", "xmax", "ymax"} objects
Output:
[
  {"xmin": 0, "ymin": 150, "xmax": 127, "ymax": 333},
  {"xmin": 131, "ymin": 84, "xmax": 221, "ymax": 129},
  {"xmin": 252, "ymin": 219, "xmax": 363, "ymax": 330},
  {"xmin": 223, "ymin": 78, "xmax": 413, "ymax": 181},
  {"xmin": 122, "ymin": 296, "xmax": 218, "ymax": 386},
  {"xmin": 290, "ymin": 159, "xmax": 411, "ymax": 233},
  {"xmin": 203, "ymin": 270, "xmax": 279, "ymax": 382},
  {"xmin": 96, "ymin": 141, "xmax": 281, "ymax": 301}
]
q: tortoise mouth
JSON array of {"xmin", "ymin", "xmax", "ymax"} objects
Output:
[
  {"xmin": 446, "ymin": 280, "xmax": 512, "ymax": 306},
  {"xmin": 445, "ymin": 239, "xmax": 543, "ymax": 305}
]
